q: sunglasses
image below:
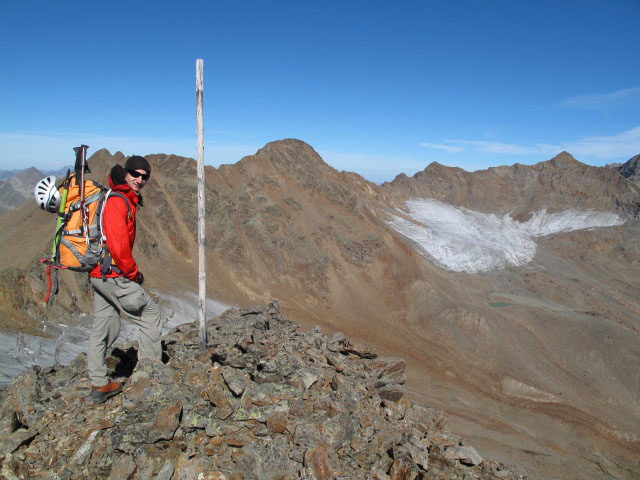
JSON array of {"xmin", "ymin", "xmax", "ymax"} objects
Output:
[{"xmin": 126, "ymin": 169, "xmax": 150, "ymax": 181}]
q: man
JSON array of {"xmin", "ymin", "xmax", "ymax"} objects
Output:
[{"xmin": 87, "ymin": 155, "xmax": 163, "ymax": 404}]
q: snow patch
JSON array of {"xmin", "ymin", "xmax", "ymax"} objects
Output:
[
  {"xmin": 501, "ymin": 377, "xmax": 558, "ymax": 403},
  {"xmin": 388, "ymin": 199, "xmax": 624, "ymax": 273},
  {"xmin": 0, "ymin": 292, "xmax": 233, "ymax": 386}
]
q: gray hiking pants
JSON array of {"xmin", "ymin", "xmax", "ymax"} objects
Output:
[{"xmin": 88, "ymin": 276, "xmax": 163, "ymax": 386}]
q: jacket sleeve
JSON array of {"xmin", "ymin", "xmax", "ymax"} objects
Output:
[{"xmin": 103, "ymin": 196, "xmax": 138, "ymax": 279}]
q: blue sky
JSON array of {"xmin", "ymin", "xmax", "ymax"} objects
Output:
[{"xmin": 1, "ymin": 1, "xmax": 639, "ymax": 183}]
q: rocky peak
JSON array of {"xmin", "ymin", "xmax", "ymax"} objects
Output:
[
  {"xmin": 239, "ymin": 139, "xmax": 336, "ymax": 177},
  {"xmin": 387, "ymin": 172, "xmax": 408, "ymax": 183},
  {"xmin": 82, "ymin": 149, "xmax": 120, "ymax": 180},
  {"xmin": 88, "ymin": 148, "xmax": 114, "ymax": 161},
  {"xmin": 545, "ymin": 151, "xmax": 583, "ymax": 169},
  {"xmin": 618, "ymin": 154, "xmax": 640, "ymax": 183},
  {"xmin": 21, "ymin": 167, "xmax": 42, "ymax": 177},
  {"xmin": 424, "ymin": 161, "xmax": 444, "ymax": 170},
  {"xmin": 0, "ymin": 303, "xmax": 520, "ymax": 479}
]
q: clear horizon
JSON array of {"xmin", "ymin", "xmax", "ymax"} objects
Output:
[{"xmin": 1, "ymin": 1, "xmax": 639, "ymax": 183}]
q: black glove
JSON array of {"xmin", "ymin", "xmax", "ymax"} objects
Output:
[{"xmin": 134, "ymin": 272, "xmax": 144, "ymax": 285}]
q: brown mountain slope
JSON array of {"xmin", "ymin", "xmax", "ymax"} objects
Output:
[
  {"xmin": 140, "ymin": 139, "xmax": 419, "ymax": 332},
  {"xmin": 0, "ymin": 140, "xmax": 639, "ymax": 479},
  {"xmin": 383, "ymin": 151, "xmax": 640, "ymax": 219},
  {"xmin": 398, "ymin": 222, "xmax": 640, "ymax": 479}
]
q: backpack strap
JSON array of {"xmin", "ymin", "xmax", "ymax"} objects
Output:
[
  {"xmin": 99, "ymin": 190, "xmax": 132, "ymax": 281},
  {"xmin": 62, "ymin": 191, "xmax": 104, "ymax": 235}
]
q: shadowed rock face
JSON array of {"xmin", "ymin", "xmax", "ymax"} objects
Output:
[
  {"xmin": 0, "ymin": 140, "xmax": 639, "ymax": 479},
  {"xmin": 618, "ymin": 154, "xmax": 640, "ymax": 185},
  {"xmin": 0, "ymin": 303, "xmax": 521, "ymax": 479}
]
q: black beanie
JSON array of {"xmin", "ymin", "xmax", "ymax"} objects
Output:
[
  {"xmin": 125, "ymin": 155, "xmax": 151, "ymax": 174},
  {"xmin": 110, "ymin": 165, "xmax": 127, "ymax": 185}
]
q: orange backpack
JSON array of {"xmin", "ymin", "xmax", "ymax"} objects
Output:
[
  {"xmin": 38, "ymin": 144, "xmax": 134, "ymax": 304},
  {"xmin": 57, "ymin": 175, "xmax": 106, "ymax": 270},
  {"xmin": 52, "ymin": 174, "xmax": 131, "ymax": 271}
]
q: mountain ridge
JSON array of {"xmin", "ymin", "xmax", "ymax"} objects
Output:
[{"xmin": 383, "ymin": 150, "xmax": 640, "ymax": 219}]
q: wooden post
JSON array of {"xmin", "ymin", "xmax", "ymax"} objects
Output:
[{"xmin": 196, "ymin": 58, "xmax": 207, "ymax": 349}]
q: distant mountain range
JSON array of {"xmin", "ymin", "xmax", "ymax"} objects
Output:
[
  {"xmin": 0, "ymin": 141, "xmax": 638, "ymax": 479},
  {"xmin": 0, "ymin": 165, "xmax": 72, "ymax": 180},
  {"xmin": 0, "ymin": 165, "xmax": 71, "ymax": 215}
]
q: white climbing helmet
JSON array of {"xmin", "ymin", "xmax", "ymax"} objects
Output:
[{"xmin": 34, "ymin": 175, "xmax": 61, "ymax": 213}]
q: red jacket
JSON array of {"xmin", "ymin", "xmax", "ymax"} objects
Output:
[{"xmin": 89, "ymin": 176, "xmax": 140, "ymax": 280}]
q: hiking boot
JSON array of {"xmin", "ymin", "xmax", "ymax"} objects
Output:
[{"xmin": 90, "ymin": 381, "xmax": 123, "ymax": 404}]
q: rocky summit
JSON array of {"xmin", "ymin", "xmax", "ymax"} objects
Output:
[{"xmin": 0, "ymin": 303, "xmax": 520, "ymax": 480}]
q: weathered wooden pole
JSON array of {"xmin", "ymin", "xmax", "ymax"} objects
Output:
[{"xmin": 196, "ymin": 58, "xmax": 207, "ymax": 349}]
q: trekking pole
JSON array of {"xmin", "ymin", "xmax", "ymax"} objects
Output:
[
  {"xmin": 44, "ymin": 171, "xmax": 70, "ymax": 304},
  {"xmin": 73, "ymin": 145, "xmax": 90, "ymax": 240}
]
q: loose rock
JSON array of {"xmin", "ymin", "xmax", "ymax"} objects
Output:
[
  {"xmin": 445, "ymin": 445, "xmax": 484, "ymax": 466},
  {"xmin": 0, "ymin": 302, "xmax": 521, "ymax": 480}
]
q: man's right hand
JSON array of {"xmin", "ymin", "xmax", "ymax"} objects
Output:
[{"xmin": 133, "ymin": 272, "xmax": 144, "ymax": 285}]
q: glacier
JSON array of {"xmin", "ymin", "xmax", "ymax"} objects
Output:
[{"xmin": 388, "ymin": 198, "xmax": 625, "ymax": 273}]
